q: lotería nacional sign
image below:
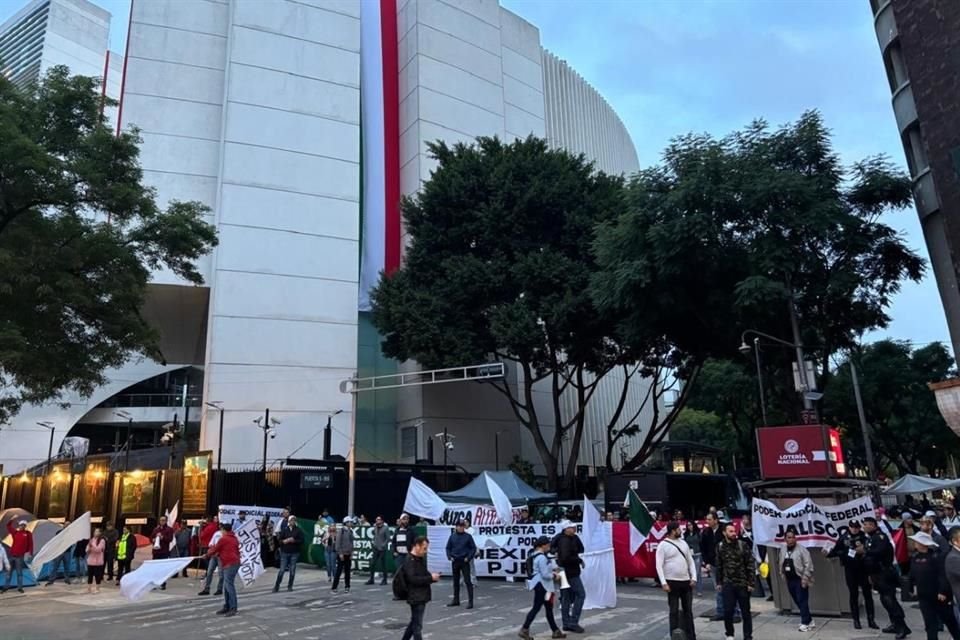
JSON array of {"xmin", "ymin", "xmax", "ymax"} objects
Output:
[{"xmin": 757, "ymin": 424, "xmax": 847, "ymax": 479}]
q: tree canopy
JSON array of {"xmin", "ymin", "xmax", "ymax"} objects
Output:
[
  {"xmin": 0, "ymin": 67, "xmax": 217, "ymax": 422},
  {"xmin": 372, "ymin": 136, "xmax": 639, "ymax": 490},
  {"xmin": 593, "ymin": 110, "xmax": 925, "ymax": 466},
  {"xmin": 823, "ymin": 341, "xmax": 958, "ymax": 476}
]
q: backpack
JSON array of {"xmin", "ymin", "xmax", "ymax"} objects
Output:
[
  {"xmin": 524, "ymin": 551, "xmax": 543, "ymax": 580},
  {"xmin": 392, "ymin": 564, "xmax": 409, "ymax": 600}
]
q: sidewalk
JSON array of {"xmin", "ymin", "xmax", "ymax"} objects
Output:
[{"xmin": 700, "ymin": 595, "xmax": 929, "ymax": 640}]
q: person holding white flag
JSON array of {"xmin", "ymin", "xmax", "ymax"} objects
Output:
[
  {"xmin": 150, "ymin": 516, "xmax": 175, "ymax": 591},
  {"xmin": 206, "ymin": 521, "xmax": 241, "ymax": 617}
]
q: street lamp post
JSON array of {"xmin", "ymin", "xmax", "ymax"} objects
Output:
[
  {"xmin": 114, "ymin": 411, "xmax": 134, "ymax": 471},
  {"xmin": 849, "ymin": 359, "xmax": 880, "ymax": 488},
  {"xmin": 253, "ymin": 409, "xmax": 280, "ymax": 473},
  {"xmin": 205, "ymin": 401, "xmax": 224, "ymax": 471},
  {"xmin": 36, "ymin": 422, "xmax": 54, "ymax": 474},
  {"xmin": 323, "ymin": 409, "xmax": 344, "ymax": 460}
]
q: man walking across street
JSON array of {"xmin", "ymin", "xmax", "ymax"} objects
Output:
[
  {"xmin": 367, "ymin": 515, "xmax": 390, "ymax": 586},
  {"xmin": 557, "ymin": 520, "xmax": 587, "ymax": 634},
  {"xmin": 206, "ymin": 522, "xmax": 241, "ymax": 617},
  {"xmin": 655, "ymin": 521, "xmax": 698, "ymax": 640},
  {"xmin": 909, "ymin": 530, "xmax": 960, "ymax": 640},
  {"xmin": 826, "ymin": 519, "xmax": 877, "ymax": 629},
  {"xmin": 716, "ymin": 522, "xmax": 754, "ymax": 640},
  {"xmin": 332, "ymin": 517, "xmax": 356, "ymax": 593},
  {"xmin": 2, "ymin": 520, "xmax": 32, "ymax": 594},
  {"xmin": 864, "ymin": 516, "xmax": 909, "ymax": 638},
  {"xmin": 400, "ymin": 536, "xmax": 439, "ymax": 640},
  {"xmin": 274, "ymin": 515, "xmax": 304, "ymax": 592},
  {"xmin": 781, "ymin": 529, "xmax": 815, "ymax": 632},
  {"xmin": 445, "ymin": 519, "xmax": 477, "ymax": 609}
]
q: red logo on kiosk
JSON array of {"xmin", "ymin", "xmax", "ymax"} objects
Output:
[{"xmin": 758, "ymin": 425, "xmax": 847, "ymax": 479}]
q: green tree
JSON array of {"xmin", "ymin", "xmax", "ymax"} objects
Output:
[
  {"xmin": 593, "ymin": 111, "xmax": 924, "ymax": 468},
  {"xmin": 823, "ymin": 341, "xmax": 959, "ymax": 476},
  {"xmin": 0, "ymin": 67, "xmax": 217, "ymax": 422},
  {"xmin": 372, "ymin": 136, "xmax": 644, "ymax": 492}
]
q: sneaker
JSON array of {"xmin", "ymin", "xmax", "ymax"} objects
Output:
[
  {"xmin": 198, "ymin": 589, "xmax": 210, "ymax": 596},
  {"xmin": 725, "ymin": 637, "xmax": 735, "ymax": 640},
  {"xmin": 213, "ymin": 590, "xmax": 222, "ymax": 596},
  {"xmin": 551, "ymin": 631, "xmax": 567, "ymax": 639},
  {"xmin": 215, "ymin": 608, "xmax": 228, "ymax": 615},
  {"xmin": 518, "ymin": 630, "xmax": 532, "ymax": 640},
  {"xmin": 566, "ymin": 626, "xmax": 584, "ymax": 634},
  {"xmin": 331, "ymin": 588, "xmax": 339, "ymax": 593},
  {"xmin": 365, "ymin": 580, "xmax": 374, "ymax": 585},
  {"xmin": 447, "ymin": 602, "xmax": 461, "ymax": 607},
  {"xmin": 808, "ymin": 621, "xmax": 816, "ymax": 628},
  {"xmin": 799, "ymin": 624, "xmax": 810, "ymax": 632},
  {"xmin": 17, "ymin": 588, "xmax": 24, "ymax": 594},
  {"xmin": 272, "ymin": 586, "xmax": 279, "ymax": 593},
  {"xmin": 224, "ymin": 610, "xmax": 237, "ymax": 617},
  {"xmin": 345, "ymin": 588, "xmax": 350, "ymax": 593}
]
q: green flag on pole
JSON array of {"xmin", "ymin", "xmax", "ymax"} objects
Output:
[{"xmin": 626, "ymin": 488, "xmax": 654, "ymax": 554}]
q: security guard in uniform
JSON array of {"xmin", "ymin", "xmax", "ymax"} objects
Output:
[
  {"xmin": 826, "ymin": 519, "xmax": 877, "ymax": 629},
  {"xmin": 863, "ymin": 516, "xmax": 910, "ymax": 639}
]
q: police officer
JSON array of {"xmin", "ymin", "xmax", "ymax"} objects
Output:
[
  {"xmin": 908, "ymin": 531, "xmax": 960, "ymax": 640},
  {"xmin": 826, "ymin": 519, "xmax": 877, "ymax": 629},
  {"xmin": 863, "ymin": 516, "xmax": 910, "ymax": 639}
]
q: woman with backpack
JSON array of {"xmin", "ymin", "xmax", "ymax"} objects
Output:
[{"xmin": 519, "ymin": 536, "xmax": 566, "ymax": 640}]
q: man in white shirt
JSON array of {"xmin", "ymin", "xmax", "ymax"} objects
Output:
[
  {"xmin": 656, "ymin": 521, "xmax": 698, "ymax": 640},
  {"xmin": 942, "ymin": 504, "xmax": 960, "ymax": 528}
]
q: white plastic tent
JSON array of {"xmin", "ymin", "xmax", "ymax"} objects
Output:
[{"xmin": 883, "ymin": 474, "xmax": 960, "ymax": 495}]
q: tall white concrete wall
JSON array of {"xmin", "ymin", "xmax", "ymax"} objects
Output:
[
  {"xmin": 542, "ymin": 50, "xmax": 639, "ymax": 176},
  {"xmin": 122, "ymin": 0, "xmax": 362, "ymax": 468}
]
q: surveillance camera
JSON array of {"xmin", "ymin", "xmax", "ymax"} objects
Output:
[
  {"xmin": 445, "ymin": 441, "xmax": 454, "ymax": 451},
  {"xmin": 268, "ymin": 428, "xmax": 277, "ymax": 439}
]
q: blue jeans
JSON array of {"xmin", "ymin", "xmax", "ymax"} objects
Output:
[
  {"xmin": 222, "ymin": 564, "xmax": 239, "ymax": 611},
  {"xmin": 325, "ymin": 548, "xmax": 337, "ymax": 579},
  {"xmin": 401, "ymin": 602, "xmax": 426, "ymax": 640},
  {"xmin": 561, "ymin": 575, "xmax": 586, "ymax": 628},
  {"xmin": 276, "ymin": 552, "xmax": 298, "ymax": 589},
  {"xmin": 4, "ymin": 556, "xmax": 26, "ymax": 589},
  {"xmin": 47, "ymin": 552, "xmax": 73, "ymax": 583},
  {"xmin": 204, "ymin": 556, "xmax": 223, "ymax": 592},
  {"xmin": 75, "ymin": 556, "xmax": 87, "ymax": 577},
  {"xmin": 693, "ymin": 553, "xmax": 703, "ymax": 594},
  {"xmin": 786, "ymin": 577, "xmax": 812, "ymax": 625}
]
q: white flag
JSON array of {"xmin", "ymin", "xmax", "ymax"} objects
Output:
[
  {"xmin": 235, "ymin": 518, "xmax": 264, "ymax": 587},
  {"xmin": 29, "ymin": 512, "xmax": 91, "ymax": 575},
  {"xmin": 403, "ymin": 477, "xmax": 447, "ymax": 521},
  {"xmin": 166, "ymin": 501, "xmax": 179, "ymax": 552},
  {"xmin": 581, "ymin": 496, "xmax": 616, "ymax": 610},
  {"xmin": 120, "ymin": 557, "xmax": 195, "ymax": 601},
  {"xmin": 484, "ymin": 472, "xmax": 514, "ymax": 525}
]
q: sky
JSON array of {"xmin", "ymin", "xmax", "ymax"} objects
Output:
[{"xmin": 0, "ymin": 0, "xmax": 949, "ymax": 351}]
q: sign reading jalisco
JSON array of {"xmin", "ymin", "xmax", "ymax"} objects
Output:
[{"xmin": 757, "ymin": 424, "xmax": 847, "ymax": 479}]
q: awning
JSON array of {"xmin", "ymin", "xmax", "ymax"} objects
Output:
[{"xmin": 883, "ymin": 474, "xmax": 960, "ymax": 495}]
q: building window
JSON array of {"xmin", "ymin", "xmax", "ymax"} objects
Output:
[
  {"xmin": 400, "ymin": 426, "xmax": 418, "ymax": 459},
  {"xmin": 883, "ymin": 42, "xmax": 909, "ymax": 93},
  {"xmin": 902, "ymin": 124, "xmax": 929, "ymax": 177}
]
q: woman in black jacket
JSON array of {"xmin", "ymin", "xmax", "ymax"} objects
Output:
[{"xmin": 401, "ymin": 536, "xmax": 439, "ymax": 640}]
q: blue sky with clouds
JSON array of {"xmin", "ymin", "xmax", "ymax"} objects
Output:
[{"xmin": 1, "ymin": 0, "xmax": 947, "ymax": 350}]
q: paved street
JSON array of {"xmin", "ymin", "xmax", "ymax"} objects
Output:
[{"xmin": 0, "ymin": 561, "xmax": 931, "ymax": 639}]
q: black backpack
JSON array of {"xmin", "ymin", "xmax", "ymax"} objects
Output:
[
  {"xmin": 392, "ymin": 565, "xmax": 409, "ymax": 600},
  {"xmin": 525, "ymin": 551, "xmax": 543, "ymax": 579}
]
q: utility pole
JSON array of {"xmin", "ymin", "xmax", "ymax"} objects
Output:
[
  {"xmin": 114, "ymin": 411, "xmax": 133, "ymax": 471},
  {"xmin": 262, "ymin": 408, "xmax": 270, "ymax": 472},
  {"xmin": 752, "ymin": 337, "xmax": 769, "ymax": 426},
  {"xmin": 443, "ymin": 427, "xmax": 449, "ymax": 491},
  {"xmin": 850, "ymin": 359, "xmax": 880, "ymax": 494},
  {"xmin": 36, "ymin": 422, "xmax": 54, "ymax": 475},
  {"xmin": 787, "ymin": 292, "xmax": 814, "ymax": 411}
]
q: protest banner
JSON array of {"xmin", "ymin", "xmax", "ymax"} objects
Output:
[
  {"xmin": 427, "ymin": 523, "xmax": 581, "ymax": 577},
  {"xmin": 235, "ymin": 517, "xmax": 265, "ymax": 587},
  {"xmin": 751, "ymin": 495, "xmax": 874, "ymax": 550},
  {"xmin": 218, "ymin": 504, "xmax": 286, "ymax": 529},
  {"xmin": 437, "ymin": 503, "xmax": 525, "ymax": 526}
]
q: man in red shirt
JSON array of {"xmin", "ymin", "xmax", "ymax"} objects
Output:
[
  {"xmin": 3, "ymin": 520, "xmax": 34, "ymax": 593},
  {"xmin": 206, "ymin": 522, "xmax": 241, "ymax": 616},
  {"xmin": 151, "ymin": 515, "xmax": 175, "ymax": 591}
]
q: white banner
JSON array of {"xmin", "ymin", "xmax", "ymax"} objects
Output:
[
  {"xmin": 29, "ymin": 511, "xmax": 91, "ymax": 575},
  {"xmin": 752, "ymin": 496, "xmax": 875, "ymax": 550},
  {"xmin": 427, "ymin": 523, "xmax": 581, "ymax": 577},
  {"xmin": 218, "ymin": 504, "xmax": 285, "ymax": 529},
  {"xmin": 120, "ymin": 557, "xmax": 195, "ymax": 601},
  {"xmin": 484, "ymin": 473, "xmax": 514, "ymax": 526},
  {"xmin": 438, "ymin": 504, "xmax": 525, "ymax": 526},
  {"xmin": 581, "ymin": 498, "xmax": 615, "ymax": 610},
  {"xmin": 166, "ymin": 502, "xmax": 179, "ymax": 552},
  {"xmin": 235, "ymin": 518, "xmax": 265, "ymax": 587},
  {"xmin": 403, "ymin": 478, "xmax": 448, "ymax": 522}
]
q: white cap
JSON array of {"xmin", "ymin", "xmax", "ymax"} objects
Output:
[
  {"xmin": 924, "ymin": 510, "xmax": 937, "ymax": 519},
  {"xmin": 558, "ymin": 520, "xmax": 575, "ymax": 531},
  {"xmin": 909, "ymin": 531, "xmax": 938, "ymax": 547},
  {"xmin": 17, "ymin": 520, "xmax": 27, "ymax": 527}
]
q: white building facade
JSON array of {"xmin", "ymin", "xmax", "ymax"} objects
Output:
[{"xmin": 1, "ymin": 0, "xmax": 645, "ymax": 478}]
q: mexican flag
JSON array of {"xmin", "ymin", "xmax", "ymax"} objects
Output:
[{"xmin": 625, "ymin": 489, "xmax": 654, "ymax": 555}]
